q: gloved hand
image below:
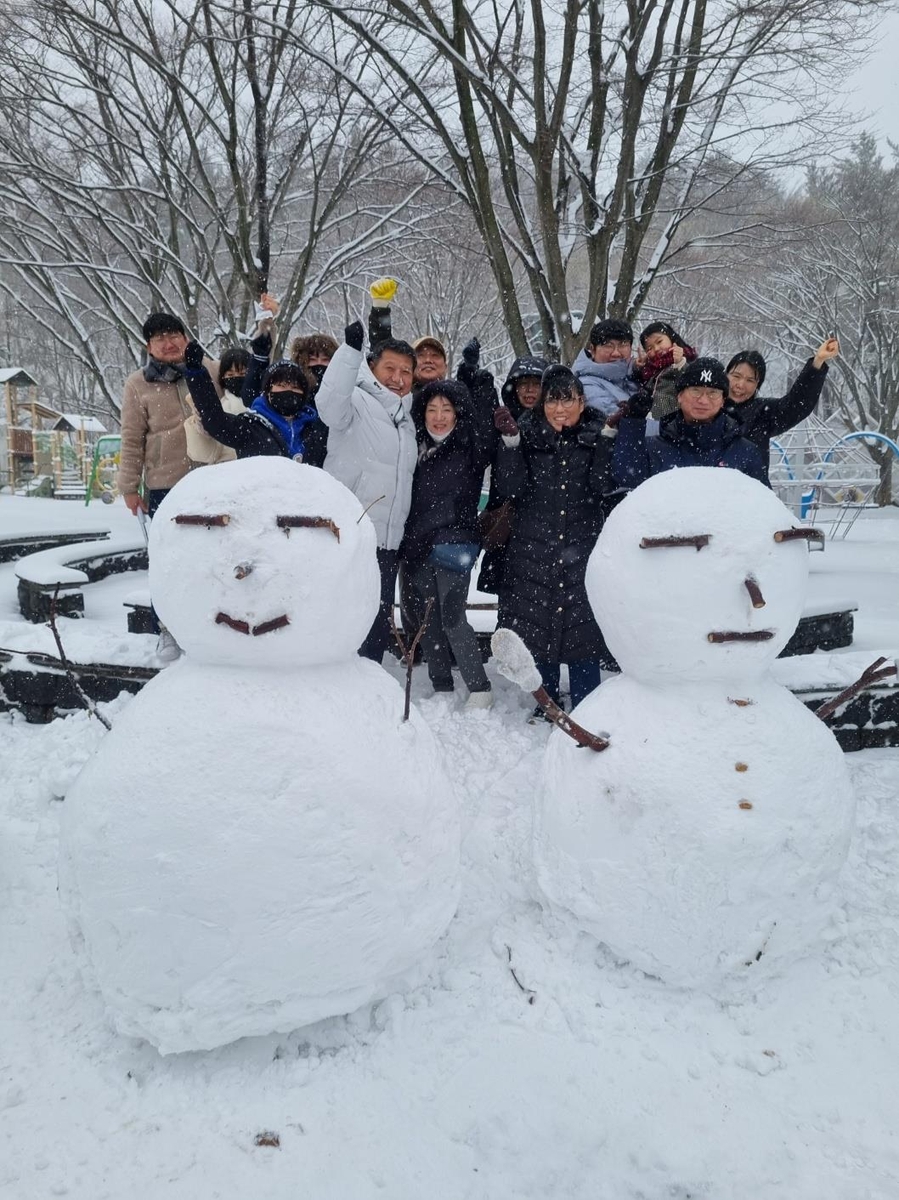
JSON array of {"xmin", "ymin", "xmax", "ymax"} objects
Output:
[
  {"xmin": 623, "ymin": 388, "xmax": 653, "ymax": 420},
  {"xmin": 250, "ymin": 330, "xmax": 272, "ymax": 358},
  {"xmin": 461, "ymin": 336, "xmax": 480, "ymax": 367},
  {"xmin": 369, "ymin": 278, "xmax": 398, "ymax": 305},
  {"xmin": 493, "ymin": 406, "xmax": 519, "ymax": 437},
  {"xmin": 345, "ymin": 320, "xmax": 365, "ymax": 351},
  {"xmin": 183, "ymin": 340, "xmax": 205, "ymax": 371}
]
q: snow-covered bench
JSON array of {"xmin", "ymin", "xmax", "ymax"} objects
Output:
[
  {"xmin": 15, "ymin": 538, "xmax": 148, "ymax": 623},
  {"xmin": 0, "ymin": 528, "xmax": 109, "ymax": 566}
]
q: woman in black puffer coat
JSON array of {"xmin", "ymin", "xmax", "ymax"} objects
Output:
[
  {"xmin": 494, "ymin": 365, "xmax": 614, "ymax": 714},
  {"xmin": 401, "ymin": 379, "xmax": 494, "ymax": 705},
  {"xmin": 476, "ymin": 354, "xmax": 549, "ymax": 595}
]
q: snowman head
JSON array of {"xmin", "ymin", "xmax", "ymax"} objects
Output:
[
  {"xmin": 587, "ymin": 468, "xmax": 816, "ymax": 684},
  {"xmin": 149, "ymin": 459, "xmax": 380, "ymax": 666}
]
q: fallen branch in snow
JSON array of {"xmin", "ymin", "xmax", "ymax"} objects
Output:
[
  {"xmin": 491, "ymin": 628, "xmax": 610, "ymax": 752},
  {"xmin": 389, "ymin": 597, "xmax": 434, "ymax": 721},
  {"xmin": 815, "ymin": 656, "xmax": 898, "ymax": 722},
  {"xmin": 254, "ymin": 1131, "xmax": 280, "ymax": 1148},
  {"xmin": 506, "ymin": 945, "xmax": 536, "ymax": 1005},
  {"xmin": 48, "ymin": 586, "xmax": 112, "ymax": 731}
]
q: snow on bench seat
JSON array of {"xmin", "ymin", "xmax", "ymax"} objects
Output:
[{"xmin": 15, "ymin": 538, "xmax": 148, "ymax": 623}]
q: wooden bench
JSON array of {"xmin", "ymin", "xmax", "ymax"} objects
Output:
[
  {"xmin": 15, "ymin": 539, "xmax": 148, "ymax": 623},
  {"xmin": 0, "ymin": 529, "xmax": 109, "ymax": 565}
]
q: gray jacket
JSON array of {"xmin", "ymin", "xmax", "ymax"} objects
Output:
[
  {"xmin": 573, "ymin": 349, "xmax": 640, "ymax": 417},
  {"xmin": 316, "ymin": 343, "xmax": 417, "ymax": 550}
]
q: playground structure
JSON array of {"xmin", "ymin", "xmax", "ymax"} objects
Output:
[
  {"xmin": 770, "ymin": 415, "xmax": 899, "ymax": 538},
  {"xmin": 1, "ymin": 367, "xmax": 110, "ymax": 497}
]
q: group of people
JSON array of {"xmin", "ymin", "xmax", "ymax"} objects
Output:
[{"xmin": 118, "ymin": 282, "xmax": 839, "ymax": 716}]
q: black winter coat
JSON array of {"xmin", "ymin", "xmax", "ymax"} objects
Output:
[
  {"xmin": 495, "ymin": 408, "xmax": 614, "ymax": 665},
  {"xmin": 184, "ymin": 365, "xmax": 329, "ymax": 467},
  {"xmin": 401, "ymin": 381, "xmax": 492, "ymax": 569},
  {"xmin": 724, "ymin": 358, "xmax": 828, "ymax": 483},
  {"xmin": 611, "ymin": 411, "xmax": 767, "ymax": 490},
  {"xmin": 476, "ymin": 356, "xmax": 548, "ymax": 595}
]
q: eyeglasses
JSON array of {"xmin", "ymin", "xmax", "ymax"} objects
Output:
[{"xmin": 544, "ymin": 395, "xmax": 581, "ymax": 409}]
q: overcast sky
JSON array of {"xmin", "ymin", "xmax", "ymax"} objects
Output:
[{"xmin": 845, "ymin": 6, "xmax": 899, "ymax": 152}]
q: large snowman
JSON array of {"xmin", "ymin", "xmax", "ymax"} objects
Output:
[
  {"xmin": 61, "ymin": 458, "xmax": 461, "ymax": 1053},
  {"xmin": 534, "ymin": 467, "xmax": 855, "ymax": 989}
]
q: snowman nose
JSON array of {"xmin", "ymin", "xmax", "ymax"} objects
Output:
[
  {"xmin": 744, "ymin": 576, "xmax": 765, "ymax": 608},
  {"xmin": 234, "ymin": 562, "xmax": 254, "ymax": 580}
]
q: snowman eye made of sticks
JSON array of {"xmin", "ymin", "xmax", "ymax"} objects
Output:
[
  {"xmin": 639, "ymin": 534, "xmax": 711, "ymax": 551},
  {"xmin": 173, "ymin": 513, "xmax": 230, "ymax": 527},
  {"xmin": 276, "ymin": 515, "xmax": 341, "ymax": 542}
]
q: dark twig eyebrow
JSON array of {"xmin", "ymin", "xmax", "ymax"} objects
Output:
[
  {"xmin": 640, "ymin": 534, "xmax": 711, "ymax": 550},
  {"xmin": 174, "ymin": 514, "xmax": 230, "ymax": 526},
  {"xmin": 707, "ymin": 630, "xmax": 774, "ymax": 643},
  {"xmin": 276, "ymin": 515, "xmax": 340, "ymax": 542},
  {"xmin": 773, "ymin": 527, "xmax": 824, "ymax": 547}
]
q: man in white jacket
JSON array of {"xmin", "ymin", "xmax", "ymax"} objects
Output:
[{"xmin": 316, "ymin": 320, "xmax": 418, "ymax": 661}]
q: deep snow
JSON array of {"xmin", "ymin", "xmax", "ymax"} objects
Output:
[{"xmin": 1, "ymin": 494, "xmax": 899, "ymax": 1197}]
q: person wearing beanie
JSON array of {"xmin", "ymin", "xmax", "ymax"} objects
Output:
[
  {"xmin": 635, "ymin": 320, "xmax": 698, "ymax": 420},
  {"xmin": 491, "ymin": 364, "xmax": 615, "ymax": 717},
  {"xmin": 181, "ymin": 347, "xmax": 328, "ymax": 465},
  {"xmin": 725, "ymin": 339, "xmax": 840, "ymax": 483},
  {"xmin": 474, "ymin": 353, "xmax": 549, "ymax": 596},
  {"xmin": 610, "ymin": 356, "xmax": 767, "ymax": 490},
  {"xmin": 400, "ymin": 378, "xmax": 494, "ymax": 707},
  {"xmin": 573, "ymin": 316, "xmax": 642, "ymax": 417},
  {"xmin": 117, "ymin": 311, "xmax": 228, "ymax": 661}
]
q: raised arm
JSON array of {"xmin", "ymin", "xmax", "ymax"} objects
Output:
[
  {"xmin": 315, "ymin": 325, "xmax": 364, "ymax": 434},
  {"xmin": 182, "ymin": 342, "xmax": 251, "ymax": 450},
  {"xmin": 368, "ymin": 278, "xmax": 397, "ymax": 350},
  {"xmin": 758, "ymin": 338, "xmax": 839, "ymax": 438}
]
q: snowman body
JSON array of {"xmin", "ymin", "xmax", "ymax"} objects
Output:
[
  {"xmin": 534, "ymin": 468, "xmax": 854, "ymax": 989},
  {"xmin": 61, "ymin": 459, "xmax": 460, "ymax": 1052}
]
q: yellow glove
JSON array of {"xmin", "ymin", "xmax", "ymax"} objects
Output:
[{"xmin": 369, "ymin": 277, "xmax": 398, "ymax": 305}]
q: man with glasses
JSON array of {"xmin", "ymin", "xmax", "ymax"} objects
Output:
[
  {"xmin": 118, "ymin": 312, "xmax": 221, "ymax": 659},
  {"xmin": 610, "ymin": 357, "xmax": 767, "ymax": 490},
  {"xmin": 573, "ymin": 318, "xmax": 642, "ymax": 418}
]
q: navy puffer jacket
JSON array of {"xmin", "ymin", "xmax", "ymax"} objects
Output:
[{"xmin": 611, "ymin": 410, "xmax": 767, "ymax": 491}]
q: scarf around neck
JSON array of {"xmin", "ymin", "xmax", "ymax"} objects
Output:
[{"xmin": 143, "ymin": 355, "xmax": 185, "ymax": 384}]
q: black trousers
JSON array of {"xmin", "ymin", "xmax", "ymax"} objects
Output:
[{"xmin": 359, "ymin": 548, "xmax": 400, "ymax": 662}]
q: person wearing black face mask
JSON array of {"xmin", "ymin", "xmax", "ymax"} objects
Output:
[
  {"xmin": 218, "ymin": 347, "xmax": 251, "ymax": 403},
  {"xmin": 182, "ymin": 344, "xmax": 329, "ymax": 466}
]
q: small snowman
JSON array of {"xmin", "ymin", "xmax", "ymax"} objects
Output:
[
  {"xmin": 533, "ymin": 467, "xmax": 855, "ymax": 989},
  {"xmin": 60, "ymin": 458, "xmax": 460, "ymax": 1053}
]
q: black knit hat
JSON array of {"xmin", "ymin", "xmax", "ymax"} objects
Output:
[
  {"xmin": 540, "ymin": 364, "xmax": 584, "ymax": 401},
  {"xmin": 725, "ymin": 349, "xmax": 767, "ymax": 391},
  {"xmin": 589, "ymin": 318, "xmax": 633, "ymax": 347},
  {"xmin": 262, "ymin": 358, "xmax": 312, "ymax": 396},
  {"xmin": 639, "ymin": 321, "xmax": 689, "ymax": 351},
  {"xmin": 675, "ymin": 357, "xmax": 729, "ymax": 396}
]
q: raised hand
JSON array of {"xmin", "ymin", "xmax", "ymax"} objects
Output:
[
  {"xmin": 494, "ymin": 406, "xmax": 519, "ymax": 437},
  {"xmin": 369, "ymin": 278, "xmax": 398, "ymax": 305},
  {"xmin": 183, "ymin": 340, "xmax": 205, "ymax": 371},
  {"xmin": 345, "ymin": 320, "xmax": 365, "ymax": 351},
  {"xmin": 813, "ymin": 337, "xmax": 840, "ymax": 369}
]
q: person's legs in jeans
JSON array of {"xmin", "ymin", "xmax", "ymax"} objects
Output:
[
  {"xmin": 533, "ymin": 661, "xmax": 562, "ymax": 706},
  {"xmin": 410, "ymin": 560, "xmax": 454, "ymax": 690},
  {"xmin": 359, "ymin": 548, "xmax": 399, "ymax": 662},
  {"xmin": 567, "ymin": 659, "xmax": 601, "ymax": 708},
  {"xmin": 146, "ymin": 488, "xmax": 170, "ymax": 635},
  {"xmin": 432, "ymin": 564, "xmax": 489, "ymax": 693}
]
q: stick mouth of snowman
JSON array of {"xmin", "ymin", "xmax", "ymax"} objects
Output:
[
  {"xmin": 707, "ymin": 630, "xmax": 775, "ymax": 644},
  {"xmin": 215, "ymin": 612, "xmax": 291, "ymax": 637}
]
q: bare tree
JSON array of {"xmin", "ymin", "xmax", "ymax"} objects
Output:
[
  {"xmin": 736, "ymin": 135, "xmax": 899, "ymax": 502},
  {"xmin": 288, "ymin": 0, "xmax": 884, "ymax": 361},
  {"xmin": 0, "ymin": 0, "xmax": 431, "ymax": 415}
]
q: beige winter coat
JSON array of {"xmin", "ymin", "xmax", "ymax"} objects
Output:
[{"xmin": 117, "ymin": 359, "xmax": 241, "ymax": 494}]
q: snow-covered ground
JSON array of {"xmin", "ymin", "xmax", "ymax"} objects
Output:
[{"xmin": 2, "ymin": 495, "xmax": 899, "ymax": 1198}]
